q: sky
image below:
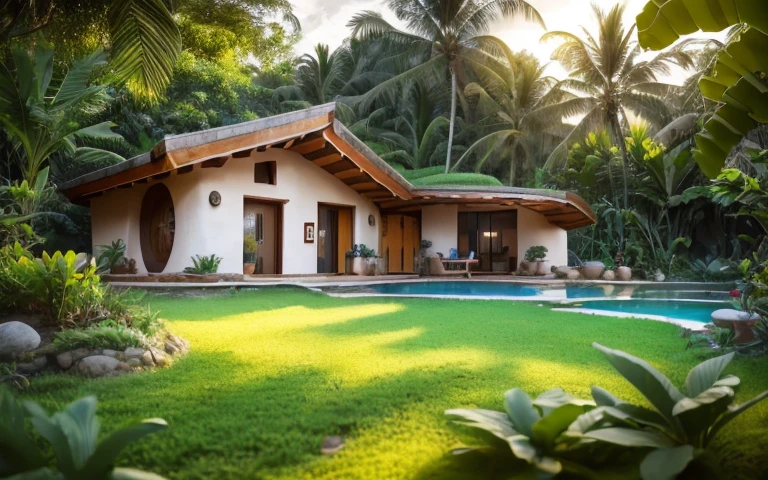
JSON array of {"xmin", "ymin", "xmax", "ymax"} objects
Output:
[{"xmin": 288, "ymin": 0, "xmax": 656, "ymax": 81}]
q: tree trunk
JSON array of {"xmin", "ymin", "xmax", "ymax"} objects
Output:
[
  {"xmin": 445, "ymin": 69, "xmax": 457, "ymax": 174},
  {"xmin": 610, "ymin": 113, "xmax": 630, "ymax": 252}
]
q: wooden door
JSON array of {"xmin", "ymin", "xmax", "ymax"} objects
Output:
[
  {"xmin": 402, "ymin": 216, "xmax": 419, "ymax": 272},
  {"xmin": 386, "ymin": 215, "xmax": 403, "ymax": 272},
  {"xmin": 337, "ymin": 209, "xmax": 353, "ymax": 273}
]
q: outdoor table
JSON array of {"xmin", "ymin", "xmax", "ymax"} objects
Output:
[{"xmin": 440, "ymin": 258, "xmax": 479, "ymax": 278}]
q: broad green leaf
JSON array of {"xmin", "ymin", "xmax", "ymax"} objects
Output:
[
  {"xmin": 507, "ymin": 435, "xmax": 562, "ymax": 475},
  {"xmin": 533, "ymin": 388, "xmax": 593, "ymax": 415},
  {"xmin": 713, "ymin": 374, "xmax": 740, "ymax": 388},
  {"xmin": 709, "ymin": 389, "xmax": 768, "ymax": 441},
  {"xmin": 0, "ymin": 388, "xmax": 45, "ymax": 474},
  {"xmin": 503, "ymin": 388, "xmax": 541, "ymax": 438},
  {"xmin": 24, "ymin": 401, "xmax": 78, "ymax": 478},
  {"xmin": 593, "ymin": 343, "xmax": 683, "ymax": 421},
  {"xmin": 445, "ymin": 408, "xmax": 517, "ymax": 440},
  {"xmin": 54, "ymin": 48, "xmax": 108, "ymax": 105},
  {"xmin": 73, "ymin": 122, "xmax": 124, "ymax": 140},
  {"xmin": 531, "ymin": 403, "xmax": 587, "ymax": 448},
  {"xmin": 74, "ymin": 147, "xmax": 127, "ymax": 165},
  {"xmin": 673, "ymin": 386, "xmax": 733, "ymax": 443},
  {"xmin": 684, "ymin": 352, "xmax": 734, "ymax": 397},
  {"xmin": 83, "ymin": 419, "xmax": 168, "ymax": 478},
  {"xmin": 591, "ymin": 386, "xmax": 622, "ymax": 406},
  {"xmin": 639, "ymin": 445, "xmax": 695, "ymax": 480},
  {"xmin": 2, "ymin": 467, "xmax": 59, "ymax": 479},
  {"xmin": 583, "ymin": 427, "xmax": 676, "ymax": 448}
]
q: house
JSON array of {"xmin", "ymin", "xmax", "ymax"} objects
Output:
[{"xmin": 59, "ymin": 104, "xmax": 596, "ymax": 275}]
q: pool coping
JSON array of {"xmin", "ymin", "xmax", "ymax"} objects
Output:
[{"xmin": 551, "ymin": 308, "xmax": 706, "ymax": 331}]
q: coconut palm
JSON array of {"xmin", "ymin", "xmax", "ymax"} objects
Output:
[
  {"xmin": 0, "ymin": 44, "xmax": 126, "ymax": 188},
  {"xmin": 347, "ymin": 0, "xmax": 544, "ymax": 174},
  {"xmin": 274, "ymin": 44, "xmax": 352, "ymax": 105},
  {"xmin": 536, "ymin": 3, "xmax": 692, "ymax": 210},
  {"xmin": 451, "ymin": 47, "xmax": 566, "ymax": 184}
]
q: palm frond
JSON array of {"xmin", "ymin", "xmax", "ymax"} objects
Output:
[
  {"xmin": 108, "ymin": 0, "xmax": 182, "ymax": 104},
  {"xmin": 54, "ymin": 48, "xmax": 108, "ymax": 105},
  {"xmin": 347, "ymin": 11, "xmax": 425, "ymax": 44}
]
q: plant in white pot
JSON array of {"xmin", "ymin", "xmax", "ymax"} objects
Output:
[{"xmin": 524, "ymin": 245, "xmax": 549, "ymax": 275}]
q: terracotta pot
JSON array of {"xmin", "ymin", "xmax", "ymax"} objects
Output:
[
  {"xmin": 616, "ymin": 266, "xmax": 632, "ymax": 281},
  {"xmin": 525, "ymin": 261, "xmax": 538, "ymax": 275},
  {"xmin": 243, "ymin": 263, "xmax": 256, "ymax": 275},
  {"xmin": 536, "ymin": 261, "xmax": 552, "ymax": 276},
  {"xmin": 581, "ymin": 261, "xmax": 605, "ymax": 280}
]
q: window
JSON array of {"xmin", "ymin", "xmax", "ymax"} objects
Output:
[{"xmin": 254, "ymin": 161, "xmax": 277, "ymax": 185}]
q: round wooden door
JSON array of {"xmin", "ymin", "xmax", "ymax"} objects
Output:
[{"xmin": 140, "ymin": 184, "xmax": 175, "ymax": 272}]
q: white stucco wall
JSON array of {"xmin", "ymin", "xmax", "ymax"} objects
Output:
[
  {"xmin": 420, "ymin": 204, "xmax": 458, "ymax": 256},
  {"xmin": 516, "ymin": 207, "xmax": 568, "ymax": 266},
  {"xmin": 89, "ymin": 149, "xmax": 380, "ymax": 274}
]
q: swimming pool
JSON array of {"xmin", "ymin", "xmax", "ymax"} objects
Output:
[
  {"xmin": 572, "ymin": 299, "xmax": 732, "ymax": 323},
  {"xmin": 356, "ymin": 281, "xmax": 732, "ymax": 323}
]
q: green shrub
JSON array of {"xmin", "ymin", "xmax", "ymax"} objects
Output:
[
  {"xmin": 53, "ymin": 323, "xmax": 145, "ymax": 352},
  {"xmin": 184, "ymin": 254, "xmax": 222, "ymax": 274},
  {"xmin": 409, "ymin": 172, "xmax": 503, "ymax": 187},
  {"xmin": 0, "ymin": 244, "xmax": 102, "ymax": 324},
  {"xmin": 95, "ymin": 239, "xmax": 127, "ymax": 274},
  {"xmin": 446, "ymin": 343, "xmax": 768, "ymax": 480},
  {"xmin": 524, "ymin": 245, "xmax": 548, "ymax": 262},
  {"xmin": 0, "ymin": 387, "xmax": 167, "ymax": 479}
]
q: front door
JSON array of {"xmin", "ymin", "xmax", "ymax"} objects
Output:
[
  {"xmin": 317, "ymin": 204, "xmax": 354, "ymax": 274},
  {"xmin": 382, "ymin": 215, "xmax": 420, "ymax": 273},
  {"xmin": 243, "ymin": 200, "xmax": 281, "ymax": 274}
]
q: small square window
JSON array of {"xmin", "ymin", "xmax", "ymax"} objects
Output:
[{"xmin": 254, "ymin": 161, "xmax": 276, "ymax": 185}]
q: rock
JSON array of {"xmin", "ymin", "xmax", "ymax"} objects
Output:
[
  {"xmin": 321, "ymin": 436, "xmax": 344, "ymax": 455},
  {"xmin": 70, "ymin": 348, "xmax": 94, "ymax": 363},
  {"xmin": 164, "ymin": 342, "xmax": 179, "ymax": 355},
  {"xmin": 57, "ymin": 351, "xmax": 74, "ymax": 369},
  {"xmin": 616, "ymin": 266, "xmax": 632, "ymax": 281},
  {"xmin": 0, "ymin": 321, "xmax": 41, "ymax": 361},
  {"xmin": 150, "ymin": 347, "xmax": 170, "ymax": 367},
  {"xmin": 566, "ymin": 270, "xmax": 581, "ymax": 280},
  {"xmin": 126, "ymin": 358, "xmax": 142, "ymax": 368},
  {"xmin": 76, "ymin": 355, "xmax": 121, "ymax": 377},
  {"xmin": 102, "ymin": 349, "xmax": 120, "ymax": 359},
  {"xmin": 141, "ymin": 350, "xmax": 155, "ymax": 366},
  {"xmin": 653, "ymin": 269, "xmax": 666, "ymax": 282},
  {"xmin": 17, "ymin": 356, "xmax": 46, "ymax": 374},
  {"xmin": 115, "ymin": 362, "xmax": 132, "ymax": 372},
  {"xmin": 602, "ymin": 270, "xmax": 616, "ymax": 280},
  {"xmin": 124, "ymin": 347, "xmax": 145, "ymax": 359}
]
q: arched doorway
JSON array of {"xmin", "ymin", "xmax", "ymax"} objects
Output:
[{"xmin": 140, "ymin": 184, "xmax": 175, "ymax": 272}]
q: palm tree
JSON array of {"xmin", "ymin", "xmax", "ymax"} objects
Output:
[
  {"xmin": 3, "ymin": 0, "xmax": 181, "ymax": 103},
  {"xmin": 347, "ymin": 0, "xmax": 544, "ymax": 174},
  {"xmin": 536, "ymin": 3, "xmax": 691, "ymax": 210},
  {"xmin": 275, "ymin": 44, "xmax": 353, "ymax": 105},
  {"xmin": 452, "ymin": 47, "xmax": 566, "ymax": 184},
  {"xmin": 0, "ymin": 44, "xmax": 127, "ymax": 189}
]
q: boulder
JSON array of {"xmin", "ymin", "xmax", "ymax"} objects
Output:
[
  {"xmin": 17, "ymin": 356, "xmax": 47, "ymax": 374},
  {"xmin": 566, "ymin": 270, "xmax": 581, "ymax": 280},
  {"xmin": 321, "ymin": 436, "xmax": 345, "ymax": 455},
  {"xmin": 57, "ymin": 351, "xmax": 74, "ymax": 369},
  {"xmin": 141, "ymin": 350, "xmax": 155, "ymax": 366},
  {"xmin": 124, "ymin": 347, "xmax": 145, "ymax": 359},
  {"xmin": 102, "ymin": 349, "xmax": 120, "ymax": 359},
  {"xmin": 602, "ymin": 270, "xmax": 616, "ymax": 280},
  {"xmin": 126, "ymin": 358, "xmax": 143, "ymax": 368},
  {"xmin": 0, "ymin": 321, "xmax": 41, "ymax": 361},
  {"xmin": 70, "ymin": 348, "xmax": 94, "ymax": 363},
  {"xmin": 76, "ymin": 355, "xmax": 121, "ymax": 377}
]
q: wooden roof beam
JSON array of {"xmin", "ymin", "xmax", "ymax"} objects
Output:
[
  {"xmin": 290, "ymin": 137, "xmax": 326, "ymax": 155},
  {"xmin": 313, "ymin": 153, "xmax": 343, "ymax": 167},
  {"xmin": 334, "ymin": 168, "xmax": 365, "ymax": 180},
  {"xmin": 350, "ymin": 182, "xmax": 381, "ymax": 192}
]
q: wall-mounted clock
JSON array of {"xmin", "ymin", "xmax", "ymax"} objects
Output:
[
  {"xmin": 368, "ymin": 214, "xmax": 376, "ymax": 226},
  {"xmin": 209, "ymin": 191, "xmax": 221, "ymax": 207}
]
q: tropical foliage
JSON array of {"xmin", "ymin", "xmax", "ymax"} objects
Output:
[
  {"xmin": 0, "ymin": 387, "xmax": 167, "ymax": 479},
  {"xmin": 184, "ymin": 254, "xmax": 223, "ymax": 274},
  {"xmin": 447, "ymin": 343, "xmax": 768, "ymax": 479}
]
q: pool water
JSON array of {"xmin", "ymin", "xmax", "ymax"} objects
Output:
[
  {"xmin": 575, "ymin": 300, "xmax": 732, "ymax": 323},
  {"xmin": 363, "ymin": 281, "xmax": 732, "ymax": 322}
]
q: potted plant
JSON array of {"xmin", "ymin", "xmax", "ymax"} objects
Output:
[
  {"xmin": 524, "ymin": 245, "xmax": 549, "ymax": 275},
  {"xmin": 417, "ymin": 239, "xmax": 432, "ymax": 276},
  {"xmin": 243, "ymin": 236, "xmax": 258, "ymax": 275},
  {"xmin": 95, "ymin": 239, "xmax": 137, "ymax": 274}
]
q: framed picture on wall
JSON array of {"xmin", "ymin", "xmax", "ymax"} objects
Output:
[{"xmin": 304, "ymin": 223, "xmax": 315, "ymax": 243}]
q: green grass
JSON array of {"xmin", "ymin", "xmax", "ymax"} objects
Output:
[
  {"xmin": 410, "ymin": 172, "xmax": 503, "ymax": 187},
  {"xmin": 18, "ymin": 289, "xmax": 768, "ymax": 479}
]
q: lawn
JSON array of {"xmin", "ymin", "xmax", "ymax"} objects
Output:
[{"xmin": 19, "ymin": 288, "xmax": 768, "ymax": 479}]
